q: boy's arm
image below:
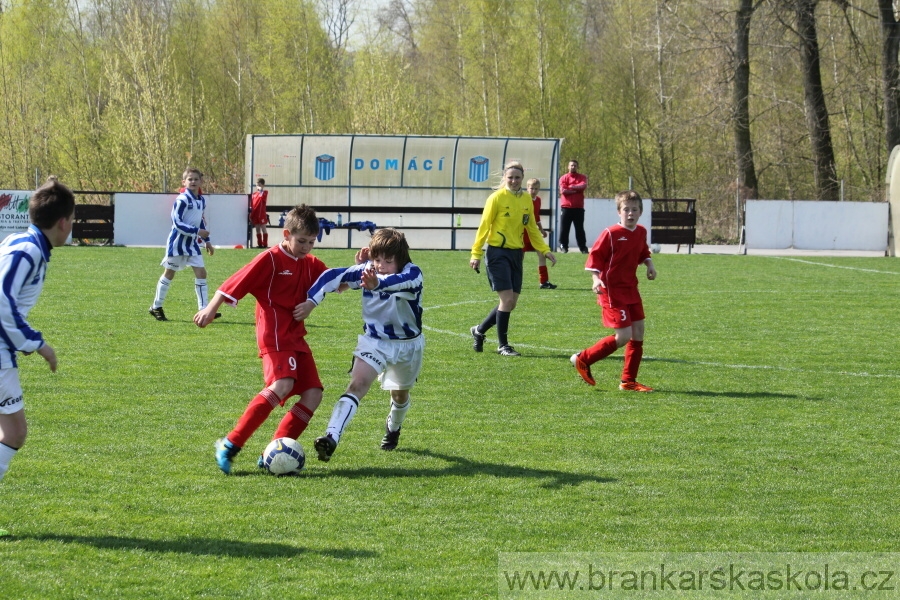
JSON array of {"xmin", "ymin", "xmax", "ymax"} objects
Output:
[
  {"xmin": 171, "ymin": 197, "xmax": 201, "ymax": 236},
  {"xmin": 194, "ymin": 292, "xmax": 227, "ymax": 328},
  {"xmin": 644, "ymin": 258, "xmax": 657, "ymax": 280},
  {"xmin": 0, "ymin": 255, "xmax": 45, "ymax": 355},
  {"xmin": 36, "ymin": 344, "xmax": 57, "ymax": 372},
  {"xmin": 364, "ymin": 264, "xmax": 423, "ymax": 293},
  {"xmin": 590, "ymin": 270, "xmax": 604, "ymax": 294},
  {"xmin": 293, "ymin": 299, "xmax": 316, "ymax": 321}
]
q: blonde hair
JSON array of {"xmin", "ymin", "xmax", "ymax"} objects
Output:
[
  {"xmin": 615, "ymin": 190, "xmax": 643, "ymax": 211},
  {"xmin": 526, "ymin": 178, "xmax": 540, "ymax": 188},
  {"xmin": 494, "ymin": 160, "xmax": 526, "ymax": 191}
]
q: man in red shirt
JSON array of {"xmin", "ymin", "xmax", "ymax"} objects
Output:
[
  {"xmin": 558, "ymin": 160, "xmax": 589, "ymax": 253},
  {"xmin": 570, "ymin": 190, "xmax": 657, "ymax": 391},
  {"xmin": 195, "ymin": 204, "xmax": 332, "ymax": 473}
]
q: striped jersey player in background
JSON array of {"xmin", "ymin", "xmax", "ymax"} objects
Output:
[
  {"xmin": 148, "ymin": 167, "xmax": 217, "ymax": 322},
  {"xmin": 296, "ymin": 228, "xmax": 424, "ymax": 462},
  {"xmin": 0, "ymin": 181, "xmax": 75, "ymax": 537}
]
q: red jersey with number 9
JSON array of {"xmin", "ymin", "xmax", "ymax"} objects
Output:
[{"xmin": 216, "ymin": 245, "xmax": 327, "ymax": 356}]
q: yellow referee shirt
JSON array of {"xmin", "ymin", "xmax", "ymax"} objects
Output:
[{"xmin": 470, "ymin": 187, "xmax": 551, "ymax": 260}]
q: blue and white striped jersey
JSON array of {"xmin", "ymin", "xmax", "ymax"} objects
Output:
[
  {"xmin": 165, "ymin": 189, "xmax": 208, "ymax": 257},
  {"xmin": 0, "ymin": 225, "xmax": 51, "ymax": 368},
  {"xmin": 307, "ymin": 261, "xmax": 424, "ymax": 341}
]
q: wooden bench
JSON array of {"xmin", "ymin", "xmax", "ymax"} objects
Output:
[
  {"xmin": 651, "ymin": 199, "xmax": 696, "ymax": 253},
  {"xmin": 72, "ymin": 204, "xmax": 114, "ymax": 243}
]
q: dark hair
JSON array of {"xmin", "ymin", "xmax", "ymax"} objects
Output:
[
  {"xmin": 256, "ymin": 178, "xmax": 265, "ymax": 186},
  {"xmin": 368, "ymin": 228, "xmax": 410, "ymax": 267},
  {"xmin": 284, "ymin": 204, "xmax": 318, "ymax": 236},
  {"xmin": 182, "ymin": 167, "xmax": 202, "ymax": 179},
  {"xmin": 30, "ymin": 181, "xmax": 75, "ymax": 229}
]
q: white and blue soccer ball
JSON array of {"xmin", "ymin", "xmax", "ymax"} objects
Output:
[
  {"xmin": 651, "ymin": 243, "xmax": 662, "ymax": 254},
  {"xmin": 262, "ymin": 437, "xmax": 305, "ymax": 475}
]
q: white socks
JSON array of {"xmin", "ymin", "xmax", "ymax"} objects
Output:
[
  {"xmin": 325, "ymin": 394, "xmax": 359, "ymax": 442},
  {"xmin": 152, "ymin": 275, "xmax": 171, "ymax": 309},
  {"xmin": 388, "ymin": 399, "xmax": 410, "ymax": 432},
  {"xmin": 0, "ymin": 442, "xmax": 18, "ymax": 482},
  {"xmin": 195, "ymin": 278, "xmax": 209, "ymax": 309}
]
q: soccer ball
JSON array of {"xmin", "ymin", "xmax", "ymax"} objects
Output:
[
  {"xmin": 261, "ymin": 437, "xmax": 305, "ymax": 475},
  {"xmin": 651, "ymin": 243, "xmax": 661, "ymax": 254}
]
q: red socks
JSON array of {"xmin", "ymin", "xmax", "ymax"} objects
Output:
[
  {"xmin": 263, "ymin": 233, "xmax": 268, "ymax": 247},
  {"xmin": 581, "ymin": 335, "xmax": 619, "ymax": 364},
  {"xmin": 229, "ymin": 388, "xmax": 281, "ymax": 448},
  {"xmin": 273, "ymin": 402, "xmax": 314, "ymax": 439},
  {"xmin": 621, "ymin": 340, "xmax": 644, "ymax": 382},
  {"xmin": 538, "ymin": 266, "xmax": 549, "ymax": 284}
]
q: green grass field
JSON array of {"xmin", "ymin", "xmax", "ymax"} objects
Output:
[{"xmin": 0, "ymin": 246, "xmax": 898, "ymax": 599}]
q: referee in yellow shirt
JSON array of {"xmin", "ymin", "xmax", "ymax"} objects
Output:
[{"xmin": 469, "ymin": 161, "xmax": 557, "ymax": 356}]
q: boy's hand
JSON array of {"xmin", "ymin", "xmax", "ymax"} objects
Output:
[
  {"xmin": 361, "ymin": 266, "xmax": 379, "ymax": 290},
  {"xmin": 198, "ymin": 229, "xmax": 210, "ymax": 239},
  {"xmin": 646, "ymin": 263, "xmax": 657, "ymax": 280},
  {"xmin": 37, "ymin": 344, "xmax": 58, "ymax": 372},
  {"xmin": 205, "ymin": 241, "xmax": 215, "ymax": 256},
  {"xmin": 544, "ymin": 251, "xmax": 557, "ymax": 266},
  {"xmin": 540, "ymin": 228, "xmax": 548, "ymax": 238},
  {"xmin": 293, "ymin": 299, "xmax": 315, "ymax": 321},
  {"xmin": 470, "ymin": 258, "xmax": 481, "ymax": 273},
  {"xmin": 194, "ymin": 306, "xmax": 218, "ymax": 328},
  {"xmin": 355, "ymin": 247, "xmax": 370, "ymax": 265}
]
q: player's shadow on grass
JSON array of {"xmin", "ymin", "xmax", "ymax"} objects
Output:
[
  {"xmin": 19, "ymin": 533, "xmax": 375, "ymax": 559},
  {"xmin": 677, "ymin": 389, "xmax": 812, "ymax": 400},
  {"xmin": 304, "ymin": 448, "xmax": 615, "ymax": 489}
]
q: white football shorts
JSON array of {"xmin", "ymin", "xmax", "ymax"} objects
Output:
[
  {"xmin": 161, "ymin": 254, "xmax": 205, "ymax": 271},
  {"xmin": 0, "ymin": 368, "xmax": 24, "ymax": 415},
  {"xmin": 353, "ymin": 334, "xmax": 424, "ymax": 390}
]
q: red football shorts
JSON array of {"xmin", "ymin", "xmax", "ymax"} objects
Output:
[
  {"xmin": 600, "ymin": 298, "xmax": 645, "ymax": 329},
  {"xmin": 262, "ymin": 350, "xmax": 323, "ymax": 403}
]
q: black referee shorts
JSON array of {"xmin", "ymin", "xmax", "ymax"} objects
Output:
[{"xmin": 485, "ymin": 245, "xmax": 524, "ymax": 293}]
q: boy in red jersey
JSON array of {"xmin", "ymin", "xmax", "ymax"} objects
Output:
[
  {"xmin": 571, "ymin": 191, "xmax": 657, "ymax": 391},
  {"xmin": 250, "ymin": 178, "xmax": 269, "ymax": 248},
  {"xmin": 522, "ymin": 178, "xmax": 556, "ymax": 289},
  {"xmin": 194, "ymin": 205, "xmax": 333, "ymax": 474}
]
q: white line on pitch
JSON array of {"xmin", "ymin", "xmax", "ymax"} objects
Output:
[
  {"xmin": 420, "ymin": 325, "xmax": 900, "ymax": 379},
  {"xmin": 769, "ymin": 257, "xmax": 900, "ymax": 274}
]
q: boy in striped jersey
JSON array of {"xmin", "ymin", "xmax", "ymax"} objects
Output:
[
  {"xmin": 0, "ymin": 181, "xmax": 74, "ymax": 534},
  {"xmin": 296, "ymin": 228, "xmax": 424, "ymax": 461},
  {"xmin": 149, "ymin": 168, "xmax": 217, "ymax": 321},
  {"xmin": 195, "ymin": 205, "xmax": 332, "ymax": 474}
]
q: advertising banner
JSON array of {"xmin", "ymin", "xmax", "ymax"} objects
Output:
[{"xmin": 0, "ymin": 190, "xmax": 33, "ymax": 238}]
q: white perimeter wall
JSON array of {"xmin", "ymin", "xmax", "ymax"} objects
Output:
[
  {"xmin": 583, "ymin": 198, "xmax": 652, "ymax": 246},
  {"xmin": 114, "ymin": 193, "xmax": 248, "ymax": 247},
  {"xmin": 745, "ymin": 200, "xmax": 888, "ymax": 251},
  {"xmin": 107, "ymin": 194, "xmax": 888, "ymax": 252}
]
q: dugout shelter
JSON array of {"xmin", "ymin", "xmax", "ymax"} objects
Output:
[{"xmin": 244, "ymin": 134, "xmax": 563, "ymax": 250}]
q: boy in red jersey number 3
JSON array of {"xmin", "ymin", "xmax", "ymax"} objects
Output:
[
  {"xmin": 195, "ymin": 205, "xmax": 330, "ymax": 474},
  {"xmin": 571, "ymin": 191, "xmax": 657, "ymax": 392}
]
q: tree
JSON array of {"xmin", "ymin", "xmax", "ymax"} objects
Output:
[
  {"xmin": 793, "ymin": 0, "xmax": 840, "ymax": 200},
  {"xmin": 733, "ymin": 0, "xmax": 760, "ymax": 199},
  {"xmin": 879, "ymin": 0, "xmax": 900, "ymax": 151}
]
